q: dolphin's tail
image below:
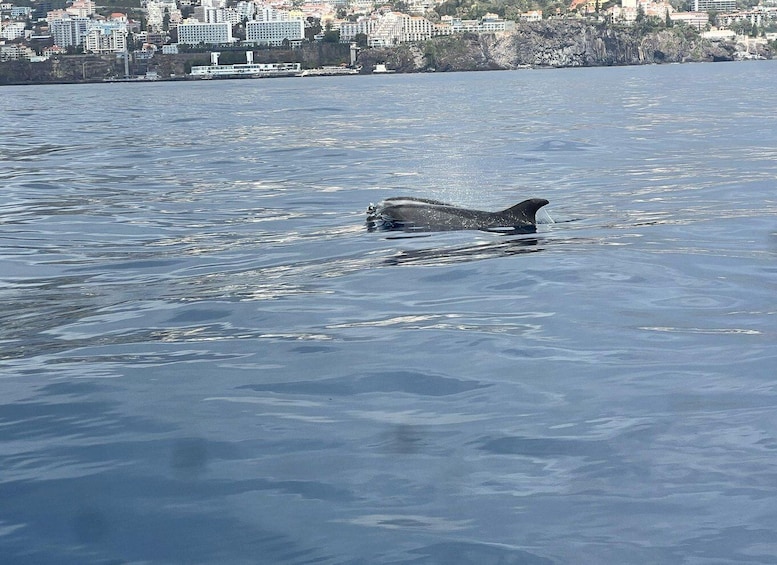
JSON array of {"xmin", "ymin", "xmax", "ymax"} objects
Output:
[{"xmin": 500, "ymin": 198, "xmax": 550, "ymax": 225}]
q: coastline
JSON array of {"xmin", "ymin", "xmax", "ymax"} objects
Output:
[{"xmin": 1, "ymin": 21, "xmax": 773, "ymax": 86}]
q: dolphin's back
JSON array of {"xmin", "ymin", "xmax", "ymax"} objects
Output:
[{"xmin": 367, "ymin": 197, "xmax": 549, "ymax": 233}]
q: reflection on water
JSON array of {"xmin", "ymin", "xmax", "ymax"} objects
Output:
[{"xmin": 384, "ymin": 236, "xmax": 543, "ymax": 265}]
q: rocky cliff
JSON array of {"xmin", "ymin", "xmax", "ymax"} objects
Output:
[{"xmin": 357, "ymin": 20, "xmax": 769, "ymax": 72}]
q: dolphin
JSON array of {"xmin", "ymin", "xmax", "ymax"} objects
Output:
[{"xmin": 366, "ymin": 197, "xmax": 549, "ymax": 233}]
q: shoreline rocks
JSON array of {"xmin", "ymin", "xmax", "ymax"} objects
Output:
[{"xmin": 357, "ymin": 20, "xmax": 771, "ymax": 73}]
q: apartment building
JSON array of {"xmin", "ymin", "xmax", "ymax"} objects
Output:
[
  {"xmin": 245, "ymin": 9, "xmax": 304, "ymax": 46},
  {"xmin": 339, "ymin": 16, "xmax": 379, "ymax": 42},
  {"xmin": 691, "ymin": 0, "xmax": 736, "ymax": 11},
  {"xmin": 83, "ymin": 22, "xmax": 127, "ymax": 53},
  {"xmin": 403, "ymin": 16, "xmax": 435, "ymax": 42},
  {"xmin": 1, "ymin": 21, "xmax": 26, "ymax": 40},
  {"xmin": 0, "ymin": 43, "xmax": 36, "ymax": 60},
  {"xmin": 246, "ymin": 19, "xmax": 304, "ymax": 46},
  {"xmin": 145, "ymin": 0, "xmax": 182, "ymax": 32},
  {"xmin": 368, "ymin": 12, "xmax": 405, "ymax": 47},
  {"xmin": 49, "ymin": 16, "xmax": 90, "ymax": 48},
  {"xmin": 177, "ymin": 20, "xmax": 234, "ymax": 45}
]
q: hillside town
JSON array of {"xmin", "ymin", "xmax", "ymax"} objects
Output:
[{"xmin": 2, "ymin": 0, "xmax": 777, "ymax": 71}]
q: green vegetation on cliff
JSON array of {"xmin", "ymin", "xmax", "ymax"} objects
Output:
[{"xmin": 356, "ymin": 20, "xmax": 756, "ymax": 73}]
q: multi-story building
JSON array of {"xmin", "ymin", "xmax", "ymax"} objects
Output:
[
  {"xmin": 615, "ymin": 0, "xmax": 675, "ymax": 23},
  {"xmin": 368, "ymin": 12, "xmax": 405, "ymax": 47},
  {"xmin": 339, "ymin": 15, "xmax": 379, "ymax": 42},
  {"xmin": 177, "ymin": 20, "xmax": 234, "ymax": 44},
  {"xmin": 1, "ymin": 43, "xmax": 36, "ymax": 60},
  {"xmin": 690, "ymin": 0, "xmax": 736, "ymax": 12},
  {"xmin": 1, "ymin": 21, "xmax": 26, "ymax": 40},
  {"xmin": 669, "ymin": 11, "xmax": 709, "ymax": 28},
  {"xmin": 245, "ymin": 9, "xmax": 304, "ymax": 46},
  {"xmin": 66, "ymin": 0, "xmax": 95, "ymax": 18},
  {"xmin": 235, "ymin": 1, "xmax": 256, "ymax": 22},
  {"xmin": 348, "ymin": 0, "xmax": 374, "ymax": 14},
  {"xmin": 49, "ymin": 16, "xmax": 90, "ymax": 48},
  {"xmin": 10, "ymin": 6, "xmax": 33, "ymax": 19},
  {"xmin": 717, "ymin": 6, "xmax": 777, "ymax": 28},
  {"xmin": 437, "ymin": 16, "xmax": 480, "ymax": 34},
  {"xmin": 197, "ymin": 6, "xmax": 241, "ymax": 25},
  {"xmin": 478, "ymin": 13, "xmax": 515, "ymax": 32},
  {"xmin": 83, "ymin": 22, "xmax": 127, "ymax": 53},
  {"xmin": 402, "ymin": 16, "xmax": 435, "ymax": 42},
  {"xmin": 343, "ymin": 11, "xmax": 512, "ymax": 47},
  {"xmin": 254, "ymin": 6, "xmax": 293, "ymax": 22},
  {"xmin": 145, "ymin": 0, "xmax": 181, "ymax": 32}
]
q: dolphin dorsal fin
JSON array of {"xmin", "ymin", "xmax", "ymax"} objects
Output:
[{"xmin": 500, "ymin": 198, "xmax": 549, "ymax": 224}]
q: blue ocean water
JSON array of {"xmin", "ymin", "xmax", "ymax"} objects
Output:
[{"xmin": 1, "ymin": 61, "xmax": 776, "ymax": 564}]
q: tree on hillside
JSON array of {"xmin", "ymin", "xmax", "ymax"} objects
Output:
[
  {"xmin": 305, "ymin": 17, "xmax": 322, "ymax": 41},
  {"xmin": 322, "ymin": 23, "xmax": 340, "ymax": 43}
]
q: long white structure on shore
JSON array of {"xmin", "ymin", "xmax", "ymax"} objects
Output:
[{"xmin": 189, "ymin": 51, "xmax": 301, "ymax": 78}]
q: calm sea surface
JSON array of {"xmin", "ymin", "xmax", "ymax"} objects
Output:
[{"xmin": 2, "ymin": 61, "xmax": 776, "ymax": 564}]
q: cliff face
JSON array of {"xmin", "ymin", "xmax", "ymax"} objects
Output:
[
  {"xmin": 488, "ymin": 21, "xmax": 737, "ymax": 67},
  {"xmin": 358, "ymin": 20, "xmax": 760, "ymax": 72}
]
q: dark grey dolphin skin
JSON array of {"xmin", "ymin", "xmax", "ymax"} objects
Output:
[{"xmin": 366, "ymin": 197, "xmax": 549, "ymax": 233}]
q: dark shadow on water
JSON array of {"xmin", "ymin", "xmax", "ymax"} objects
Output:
[
  {"xmin": 477, "ymin": 434, "xmax": 615, "ymax": 460},
  {"xmin": 384, "ymin": 237, "xmax": 544, "ymax": 266},
  {"xmin": 531, "ymin": 139, "xmax": 595, "ymax": 152},
  {"xmin": 409, "ymin": 541, "xmax": 554, "ymax": 564},
  {"xmin": 0, "ymin": 380, "xmax": 338, "ymax": 564},
  {"xmin": 240, "ymin": 370, "xmax": 490, "ymax": 397}
]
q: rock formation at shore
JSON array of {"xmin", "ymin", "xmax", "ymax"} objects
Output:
[{"xmin": 357, "ymin": 20, "xmax": 770, "ymax": 72}]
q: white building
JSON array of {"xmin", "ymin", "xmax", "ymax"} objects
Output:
[
  {"xmin": 145, "ymin": 1, "xmax": 182, "ymax": 32},
  {"xmin": 49, "ymin": 16, "xmax": 90, "ymax": 48},
  {"xmin": 669, "ymin": 11, "xmax": 709, "ymax": 28},
  {"xmin": 402, "ymin": 16, "xmax": 435, "ymax": 42},
  {"xmin": 717, "ymin": 7, "xmax": 777, "ymax": 28},
  {"xmin": 368, "ymin": 12, "xmax": 405, "ymax": 47},
  {"xmin": 478, "ymin": 13, "xmax": 515, "ymax": 32},
  {"xmin": 520, "ymin": 10, "xmax": 543, "ymax": 22},
  {"xmin": 341, "ymin": 11, "xmax": 510, "ymax": 47},
  {"xmin": 1, "ymin": 21, "xmax": 26, "ymax": 40},
  {"xmin": 348, "ymin": 0, "xmax": 375, "ymax": 14},
  {"xmin": 339, "ymin": 15, "xmax": 379, "ymax": 41},
  {"xmin": 1, "ymin": 43, "xmax": 36, "ymax": 60},
  {"xmin": 254, "ymin": 7, "xmax": 294, "ymax": 22},
  {"xmin": 691, "ymin": 0, "xmax": 736, "ymax": 10},
  {"xmin": 245, "ymin": 12, "xmax": 304, "ymax": 46},
  {"xmin": 702, "ymin": 28, "xmax": 736, "ymax": 39},
  {"xmin": 84, "ymin": 22, "xmax": 128, "ymax": 53},
  {"xmin": 177, "ymin": 20, "xmax": 234, "ymax": 44},
  {"xmin": 196, "ymin": 6, "xmax": 241, "ymax": 25},
  {"xmin": 10, "ymin": 6, "xmax": 33, "ymax": 19},
  {"xmin": 438, "ymin": 16, "xmax": 479, "ymax": 34},
  {"xmin": 434, "ymin": 15, "xmax": 512, "ymax": 36},
  {"xmin": 66, "ymin": 0, "xmax": 95, "ymax": 18},
  {"xmin": 235, "ymin": 1, "xmax": 256, "ymax": 21}
]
